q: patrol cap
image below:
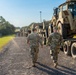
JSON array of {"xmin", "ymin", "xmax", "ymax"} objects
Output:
[
  {"xmin": 28, "ymin": 30, "xmax": 31, "ymax": 33},
  {"xmin": 53, "ymin": 26, "xmax": 58, "ymax": 30},
  {"xmin": 32, "ymin": 28, "xmax": 37, "ymax": 32}
]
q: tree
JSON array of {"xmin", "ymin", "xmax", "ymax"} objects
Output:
[{"xmin": 0, "ymin": 16, "xmax": 15, "ymax": 36}]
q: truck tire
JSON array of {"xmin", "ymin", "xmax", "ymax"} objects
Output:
[
  {"xmin": 63, "ymin": 42, "xmax": 71, "ymax": 55},
  {"xmin": 43, "ymin": 37, "xmax": 46, "ymax": 45},
  {"xmin": 48, "ymin": 24, "xmax": 53, "ymax": 36},
  {"xmin": 57, "ymin": 23, "xmax": 67, "ymax": 39},
  {"xmin": 71, "ymin": 43, "xmax": 76, "ymax": 59},
  {"xmin": 44, "ymin": 37, "xmax": 46, "ymax": 45}
]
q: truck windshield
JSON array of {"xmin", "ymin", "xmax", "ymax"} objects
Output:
[
  {"xmin": 53, "ymin": 8, "xmax": 58, "ymax": 16},
  {"xmin": 68, "ymin": 3, "xmax": 76, "ymax": 17}
]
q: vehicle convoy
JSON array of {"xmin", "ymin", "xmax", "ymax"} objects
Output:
[
  {"xmin": 50, "ymin": 0, "xmax": 76, "ymax": 58},
  {"xmin": 28, "ymin": 0, "xmax": 76, "ymax": 58}
]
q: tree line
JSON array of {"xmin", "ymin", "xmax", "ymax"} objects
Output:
[{"xmin": 0, "ymin": 16, "xmax": 15, "ymax": 36}]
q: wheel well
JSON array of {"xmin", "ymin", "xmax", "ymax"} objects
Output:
[{"xmin": 57, "ymin": 22, "xmax": 71, "ymax": 39}]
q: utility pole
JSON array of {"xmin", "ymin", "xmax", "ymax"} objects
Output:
[{"xmin": 40, "ymin": 11, "xmax": 42, "ymax": 23}]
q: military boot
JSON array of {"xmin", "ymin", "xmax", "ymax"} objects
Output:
[
  {"xmin": 54, "ymin": 62, "xmax": 58, "ymax": 68},
  {"xmin": 32, "ymin": 63, "xmax": 36, "ymax": 67},
  {"xmin": 51, "ymin": 55, "xmax": 53, "ymax": 59}
]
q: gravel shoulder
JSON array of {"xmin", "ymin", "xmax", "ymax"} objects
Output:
[{"xmin": 0, "ymin": 37, "xmax": 76, "ymax": 75}]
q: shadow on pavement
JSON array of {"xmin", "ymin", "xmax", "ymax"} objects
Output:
[
  {"xmin": 58, "ymin": 65, "xmax": 76, "ymax": 75},
  {"xmin": 35, "ymin": 62, "xmax": 66, "ymax": 75}
]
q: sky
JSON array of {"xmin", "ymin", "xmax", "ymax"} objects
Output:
[{"xmin": 0, "ymin": 0, "xmax": 66, "ymax": 27}]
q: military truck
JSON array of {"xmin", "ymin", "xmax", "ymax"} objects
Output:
[{"xmin": 50, "ymin": 0, "xmax": 76, "ymax": 58}]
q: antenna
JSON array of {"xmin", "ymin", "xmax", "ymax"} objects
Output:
[{"xmin": 40, "ymin": 11, "xmax": 42, "ymax": 23}]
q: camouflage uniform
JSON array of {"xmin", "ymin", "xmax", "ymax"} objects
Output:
[
  {"xmin": 47, "ymin": 26, "xmax": 63, "ymax": 67},
  {"xmin": 27, "ymin": 32, "xmax": 43, "ymax": 65}
]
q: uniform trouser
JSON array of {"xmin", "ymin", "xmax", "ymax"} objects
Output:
[
  {"xmin": 50, "ymin": 49, "xmax": 60, "ymax": 63},
  {"xmin": 30, "ymin": 46, "xmax": 39, "ymax": 64}
]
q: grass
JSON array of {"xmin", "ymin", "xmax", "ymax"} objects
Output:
[
  {"xmin": 73, "ymin": 35, "xmax": 76, "ymax": 38},
  {"xmin": 0, "ymin": 35, "xmax": 15, "ymax": 52}
]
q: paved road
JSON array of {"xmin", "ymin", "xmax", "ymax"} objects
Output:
[{"xmin": 0, "ymin": 37, "xmax": 76, "ymax": 75}]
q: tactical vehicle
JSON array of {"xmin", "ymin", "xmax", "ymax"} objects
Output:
[{"xmin": 50, "ymin": 0, "xmax": 76, "ymax": 58}]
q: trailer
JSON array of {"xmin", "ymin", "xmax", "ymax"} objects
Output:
[{"xmin": 63, "ymin": 38, "xmax": 76, "ymax": 58}]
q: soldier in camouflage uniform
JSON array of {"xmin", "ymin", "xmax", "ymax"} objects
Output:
[
  {"xmin": 47, "ymin": 26, "xmax": 63, "ymax": 68},
  {"xmin": 27, "ymin": 28, "xmax": 43, "ymax": 67}
]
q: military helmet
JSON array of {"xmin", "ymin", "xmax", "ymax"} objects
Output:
[{"xmin": 53, "ymin": 26, "xmax": 58, "ymax": 30}]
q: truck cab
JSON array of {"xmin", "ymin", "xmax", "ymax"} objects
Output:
[{"xmin": 51, "ymin": 0, "xmax": 76, "ymax": 39}]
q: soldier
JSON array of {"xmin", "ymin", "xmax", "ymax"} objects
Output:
[
  {"xmin": 27, "ymin": 28, "xmax": 43, "ymax": 67},
  {"xmin": 47, "ymin": 26, "xmax": 63, "ymax": 68}
]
